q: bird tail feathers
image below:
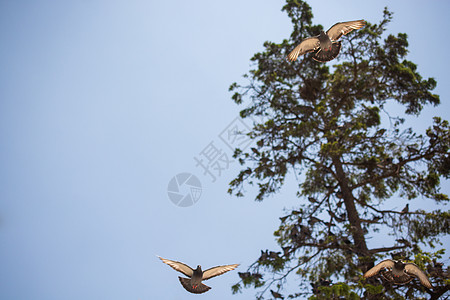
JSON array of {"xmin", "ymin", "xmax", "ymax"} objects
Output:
[
  {"xmin": 313, "ymin": 41, "xmax": 341, "ymax": 62},
  {"xmin": 178, "ymin": 277, "xmax": 211, "ymax": 294}
]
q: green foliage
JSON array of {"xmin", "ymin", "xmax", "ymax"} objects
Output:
[
  {"xmin": 228, "ymin": 1, "xmax": 449, "ymax": 299},
  {"xmin": 308, "ymin": 282, "xmax": 361, "ymax": 300},
  {"xmin": 364, "ymin": 283, "xmax": 384, "ymax": 295}
]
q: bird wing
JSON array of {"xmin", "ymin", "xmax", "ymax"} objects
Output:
[
  {"xmin": 202, "ymin": 263, "xmax": 239, "ymax": 281},
  {"xmin": 364, "ymin": 259, "xmax": 395, "ymax": 278},
  {"xmin": 326, "ymin": 20, "xmax": 366, "ymax": 41},
  {"xmin": 287, "ymin": 37, "xmax": 320, "ymax": 61},
  {"xmin": 158, "ymin": 256, "xmax": 194, "ymax": 277},
  {"xmin": 404, "ymin": 263, "xmax": 433, "ymax": 288}
]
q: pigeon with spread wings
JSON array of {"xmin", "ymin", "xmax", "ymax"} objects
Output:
[
  {"xmin": 364, "ymin": 259, "xmax": 433, "ymax": 289},
  {"xmin": 158, "ymin": 256, "xmax": 239, "ymax": 294},
  {"xmin": 287, "ymin": 20, "xmax": 366, "ymax": 62}
]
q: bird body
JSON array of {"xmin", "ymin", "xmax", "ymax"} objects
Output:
[
  {"xmin": 158, "ymin": 256, "xmax": 239, "ymax": 294},
  {"xmin": 392, "ymin": 260, "xmax": 406, "ymax": 277},
  {"xmin": 318, "ymin": 31, "xmax": 332, "ymax": 50},
  {"xmin": 401, "ymin": 204, "xmax": 409, "ymax": 214},
  {"xmin": 364, "ymin": 259, "xmax": 433, "ymax": 289},
  {"xmin": 238, "ymin": 271, "xmax": 251, "ymax": 279},
  {"xmin": 271, "ymin": 289, "xmax": 284, "ymax": 299},
  {"xmin": 176, "ymin": 265, "xmax": 210, "ymax": 293},
  {"xmin": 287, "ymin": 20, "xmax": 366, "ymax": 62}
]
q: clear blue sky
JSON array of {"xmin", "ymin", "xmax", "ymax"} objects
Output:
[{"xmin": 1, "ymin": 1, "xmax": 448, "ymax": 299}]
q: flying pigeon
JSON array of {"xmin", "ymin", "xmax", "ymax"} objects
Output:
[
  {"xmin": 158, "ymin": 256, "xmax": 239, "ymax": 294},
  {"xmin": 364, "ymin": 259, "xmax": 433, "ymax": 289},
  {"xmin": 287, "ymin": 20, "xmax": 366, "ymax": 62}
]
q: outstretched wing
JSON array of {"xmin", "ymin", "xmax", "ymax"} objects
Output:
[
  {"xmin": 326, "ymin": 20, "xmax": 366, "ymax": 41},
  {"xmin": 404, "ymin": 263, "xmax": 433, "ymax": 289},
  {"xmin": 364, "ymin": 259, "xmax": 395, "ymax": 278},
  {"xmin": 158, "ymin": 256, "xmax": 194, "ymax": 278},
  {"xmin": 287, "ymin": 37, "xmax": 320, "ymax": 62},
  {"xmin": 202, "ymin": 263, "xmax": 239, "ymax": 281}
]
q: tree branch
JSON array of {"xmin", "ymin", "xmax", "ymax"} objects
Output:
[{"xmin": 368, "ymin": 245, "xmax": 408, "ymax": 255}]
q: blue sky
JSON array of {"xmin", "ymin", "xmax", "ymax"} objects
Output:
[{"xmin": 0, "ymin": 1, "xmax": 449, "ymax": 299}]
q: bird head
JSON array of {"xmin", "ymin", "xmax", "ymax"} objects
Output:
[
  {"xmin": 394, "ymin": 260, "xmax": 403, "ymax": 266},
  {"xmin": 195, "ymin": 265, "xmax": 202, "ymax": 272}
]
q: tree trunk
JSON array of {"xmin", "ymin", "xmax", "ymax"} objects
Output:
[{"xmin": 332, "ymin": 156, "xmax": 370, "ymax": 259}]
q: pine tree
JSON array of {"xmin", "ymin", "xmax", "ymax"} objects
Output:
[{"xmin": 229, "ymin": 1, "xmax": 449, "ymax": 299}]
